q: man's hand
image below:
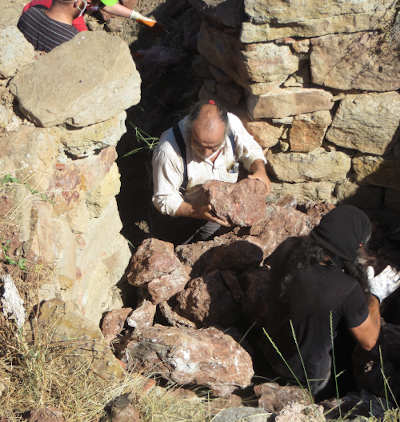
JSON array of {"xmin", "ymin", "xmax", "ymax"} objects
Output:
[
  {"xmin": 175, "ymin": 202, "xmax": 230, "ymax": 227},
  {"xmin": 367, "ymin": 265, "xmax": 400, "ymax": 302},
  {"xmin": 248, "ymin": 160, "xmax": 271, "ymax": 193},
  {"xmin": 193, "ymin": 204, "xmax": 230, "ymax": 227}
]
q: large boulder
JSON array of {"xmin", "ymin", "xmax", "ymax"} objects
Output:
[
  {"xmin": 122, "ymin": 325, "xmax": 254, "ymax": 397},
  {"xmin": 188, "ymin": 178, "xmax": 268, "ymax": 227},
  {"xmin": 326, "ymin": 92, "xmax": 400, "ymax": 155},
  {"xmin": 127, "ymin": 238, "xmax": 190, "ymax": 304},
  {"xmin": 10, "ymin": 32, "xmax": 141, "ymax": 127},
  {"xmin": 0, "ymin": 26, "xmax": 35, "ymax": 78},
  {"xmin": 247, "ymin": 88, "xmax": 334, "ymax": 119},
  {"xmin": 267, "ymin": 148, "xmax": 351, "ymax": 183},
  {"xmin": 311, "ymin": 32, "xmax": 400, "ymax": 91}
]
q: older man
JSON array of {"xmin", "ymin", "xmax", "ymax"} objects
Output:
[{"xmin": 152, "ymin": 100, "xmax": 270, "ymax": 242}]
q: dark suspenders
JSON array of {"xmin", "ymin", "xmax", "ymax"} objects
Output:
[{"xmin": 172, "ymin": 124, "xmax": 236, "ymax": 192}]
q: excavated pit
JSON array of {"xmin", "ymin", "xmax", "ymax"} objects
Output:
[{"xmin": 110, "ymin": 0, "xmax": 400, "ymax": 416}]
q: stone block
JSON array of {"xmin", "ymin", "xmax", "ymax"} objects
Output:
[
  {"xmin": 10, "ymin": 32, "xmax": 141, "ymax": 127},
  {"xmin": 289, "ymin": 111, "xmax": 331, "ymax": 152},
  {"xmin": 270, "ymin": 181, "xmax": 335, "ymax": 204},
  {"xmin": 267, "ymin": 148, "xmax": 350, "ymax": 182},
  {"xmin": 243, "ymin": 120, "xmax": 283, "ymax": 149},
  {"xmin": 326, "ymin": 92, "xmax": 400, "ymax": 155},
  {"xmin": 311, "ymin": 32, "xmax": 400, "ymax": 91},
  {"xmin": 56, "ymin": 111, "xmax": 127, "ymax": 158},
  {"xmin": 241, "ymin": 11, "xmax": 391, "ymax": 42},
  {"xmin": 198, "ymin": 22, "xmax": 298, "ymax": 87},
  {"xmin": 244, "ymin": 0, "xmax": 393, "ymax": 24},
  {"xmin": 248, "ymin": 88, "xmax": 334, "ymax": 119}
]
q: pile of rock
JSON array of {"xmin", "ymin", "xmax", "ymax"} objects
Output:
[
  {"xmin": 189, "ymin": 0, "xmax": 400, "ymax": 211},
  {"xmin": 101, "ymin": 197, "xmax": 329, "ymax": 399}
]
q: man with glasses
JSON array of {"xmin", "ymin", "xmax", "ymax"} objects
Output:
[{"xmin": 152, "ymin": 99, "xmax": 270, "ymax": 243}]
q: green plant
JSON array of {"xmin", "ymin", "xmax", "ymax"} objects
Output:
[
  {"xmin": 1, "ymin": 240, "xmax": 27, "ymax": 271},
  {"xmin": 122, "ymin": 123, "xmax": 159, "ymax": 158}
]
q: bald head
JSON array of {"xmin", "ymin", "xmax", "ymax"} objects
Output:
[{"xmin": 190, "ymin": 104, "xmax": 227, "ymax": 159}]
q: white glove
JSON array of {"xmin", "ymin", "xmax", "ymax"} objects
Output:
[{"xmin": 367, "ymin": 265, "xmax": 400, "ymax": 302}]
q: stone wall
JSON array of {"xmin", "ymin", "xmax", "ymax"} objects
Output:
[
  {"xmin": 191, "ymin": 0, "xmax": 400, "ymax": 210},
  {"xmin": 0, "ymin": 29, "xmax": 141, "ymax": 325}
]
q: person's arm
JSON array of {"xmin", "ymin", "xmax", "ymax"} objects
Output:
[
  {"xmin": 350, "ymin": 295, "xmax": 381, "ymax": 351},
  {"xmin": 228, "ymin": 114, "xmax": 271, "ymax": 192},
  {"xmin": 248, "ymin": 159, "xmax": 271, "ymax": 193},
  {"xmin": 102, "ymin": 3, "xmax": 131, "ymax": 17}
]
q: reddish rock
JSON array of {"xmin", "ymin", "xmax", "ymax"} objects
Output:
[
  {"xmin": 201, "ymin": 178, "xmax": 268, "ymax": 227},
  {"xmin": 158, "ymin": 301, "xmax": 196, "ymax": 328},
  {"xmin": 176, "ymin": 235, "xmax": 264, "ymax": 276},
  {"xmin": 127, "ymin": 239, "xmax": 190, "ymax": 304},
  {"xmin": 126, "ymin": 299, "xmax": 156, "ymax": 331},
  {"xmin": 175, "ymin": 270, "xmax": 243, "ymax": 328},
  {"xmin": 176, "ymin": 205, "xmax": 316, "ymax": 275},
  {"xmin": 248, "ymin": 205, "xmax": 313, "ymax": 258},
  {"xmin": 254, "ymin": 382, "xmax": 311, "ymax": 412},
  {"xmin": 122, "ymin": 324, "xmax": 254, "ymax": 397},
  {"xmin": 101, "ymin": 308, "xmax": 132, "ymax": 343},
  {"xmin": 29, "ymin": 408, "xmax": 65, "ymax": 422}
]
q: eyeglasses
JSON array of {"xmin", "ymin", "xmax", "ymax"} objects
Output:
[{"xmin": 77, "ymin": 0, "xmax": 88, "ymax": 16}]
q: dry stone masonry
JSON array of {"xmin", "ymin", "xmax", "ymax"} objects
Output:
[
  {"xmin": 0, "ymin": 30, "xmax": 141, "ymax": 325},
  {"xmin": 193, "ymin": 0, "xmax": 400, "ymax": 209}
]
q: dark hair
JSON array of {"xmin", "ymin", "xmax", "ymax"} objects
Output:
[
  {"xmin": 280, "ymin": 236, "xmax": 370, "ymax": 300},
  {"xmin": 188, "ymin": 100, "xmax": 228, "ymax": 125}
]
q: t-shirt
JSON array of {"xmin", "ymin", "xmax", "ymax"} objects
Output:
[
  {"xmin": 23, "ymin": 0, "xmax": 88, "ymax": 31},
  {"xmin": 17, "ymin": 6, "xmax": 78, "ymax": 53},
  {"xmin": 262, "ymin": 239, "xmax": 369, "ymax": 385}
]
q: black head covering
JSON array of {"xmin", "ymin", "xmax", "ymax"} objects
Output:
[{"xmin": 311, "ymin": 205, "xmax": 372, "ymax": 263}]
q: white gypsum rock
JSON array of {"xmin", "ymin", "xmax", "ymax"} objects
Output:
[{"xmin": 1, "ymin": 274, "xmax": 25, "ymax": 328}]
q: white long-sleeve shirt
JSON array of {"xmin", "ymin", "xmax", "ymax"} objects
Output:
[{"xmin": 152, "ymin": 112, "xmax": 266, "ymax": 216}]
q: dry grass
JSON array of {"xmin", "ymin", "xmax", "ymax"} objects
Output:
[
  {"xmin": 0, "ymin": 175, "xmax": 213, "ymax": 421},
  {"xmin": 0, "ymin": 314, "xmax": 213, "ymax": 421}
]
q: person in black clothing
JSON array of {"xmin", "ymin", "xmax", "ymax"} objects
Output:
[{"xmin": 261, "ymin": 205, "xmax": 381, "ymax": 395}]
